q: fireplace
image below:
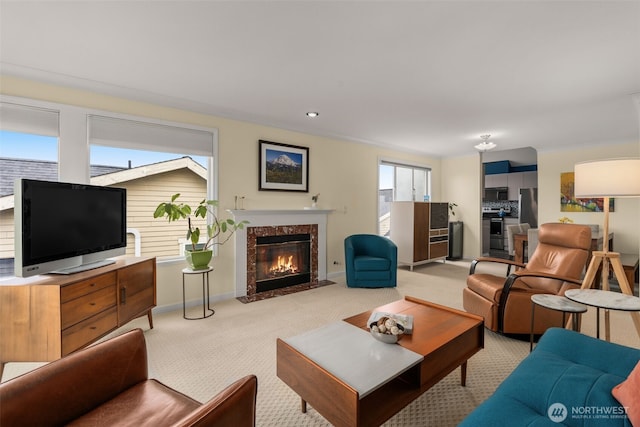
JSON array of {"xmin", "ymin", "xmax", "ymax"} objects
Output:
[
  {"xmin": 231, "ymin": 209, "xmax": 332, "ymax": 302},
  {"xmin": 256, "ymin": 233, "xmax": 311, "ymax": 293},
  {"xmin": 246, "ymin": 224, "xmax": 318, "ymax": 299}
]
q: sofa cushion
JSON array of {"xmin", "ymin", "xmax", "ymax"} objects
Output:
[
  {"xmin": 353, "ymin": 256, "xmax": 390, "ymax": 271},
  {"xmin": 460, "ymin": 328, "xmax": 639, "ymax": 426},
  {"xmin": 612, "ymin": 360, "xmax": 640, "ymax": 426}
]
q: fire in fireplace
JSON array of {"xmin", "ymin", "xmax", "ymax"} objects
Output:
[{"xmin": 256, "ymin": 233, "xmax": 311, "ymax": 293}]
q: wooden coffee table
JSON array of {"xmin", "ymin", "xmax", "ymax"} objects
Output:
[{"xmin": 276, "ymin": 296, "xmax": 484, "ymax": 427}]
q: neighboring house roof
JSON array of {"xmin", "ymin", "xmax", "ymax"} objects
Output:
[
  {"xmin": 0, "ymin": 158, "xmax": 127, "ymax": 197},
  {"xmin": 0, "ymin": 156, "xmax": 206, "ymax": 211}
]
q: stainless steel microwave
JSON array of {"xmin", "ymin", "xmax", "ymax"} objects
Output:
[{"xmin": 484, "ymin": 187, "xmax": 509, "ymax": 201}]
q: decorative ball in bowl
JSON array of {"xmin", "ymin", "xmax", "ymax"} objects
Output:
[{"xmin": 370, "ymin": 316, "xmax": 405, "ymax": 344}]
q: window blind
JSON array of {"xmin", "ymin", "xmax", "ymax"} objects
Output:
[
  {"xmin": 0, "ymin": 102, "xmax": 59, "ymax": 137},
  {"xmin": 88, "ymin": 115, "xmax": 215, "ymax": 156}
]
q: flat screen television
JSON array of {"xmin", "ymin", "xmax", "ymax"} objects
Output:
[{"xmin": 14, "ymin": 179, "xmax": 127, "ymax": 278}]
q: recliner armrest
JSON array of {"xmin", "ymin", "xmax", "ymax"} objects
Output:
[
  {"xmin": 497, "ymin": 272, "xmax": 584, "ymax": 331},
  {"xmin": 469, "ymin": 257, "xmax": 526, "ymax": 275}
]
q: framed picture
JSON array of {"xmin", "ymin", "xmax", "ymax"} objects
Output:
[
  {"xmin": 259, "ymin": 140, "xmax": 309, "ymax": 192},
  {"xmin": 560, "ymin": 172, "xmax": 614, "ymax": 212}
]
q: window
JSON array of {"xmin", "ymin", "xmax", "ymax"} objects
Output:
[
  {"xmin": 0, "ymin": 97, "xmax": 220, "ymax": 278},
  {"xmin": 378, "ymin": 160, "xmax": 431, "ymax": 236},
  {"xmin": 88, "ymin": 115, "xmax": 217, "ymax": 261},
  {"xmin": 0, "ymin": 102, "xmax": 59, "ymax": 277}
]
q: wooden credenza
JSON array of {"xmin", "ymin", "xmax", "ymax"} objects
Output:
[
  {"xmin": 0, "ymin": 256, "xmax": 156, "ymax": 365},
  {"xmin": 390, "ymin": 202, "xmax": 449, "ymax": 270}
]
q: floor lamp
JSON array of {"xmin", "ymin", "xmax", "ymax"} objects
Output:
[{"xmin": 574, "ymin": 158, "xmax": 640, "ymax": 340}]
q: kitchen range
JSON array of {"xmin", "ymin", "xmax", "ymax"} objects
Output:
[{"xmin": 482, "ymin": 206, "xmax": 512, "ymax": 251}]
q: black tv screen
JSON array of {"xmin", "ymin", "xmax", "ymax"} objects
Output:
[{"xmin": 15, "ymin": 179, "xmax": 127, "ymax": 277}]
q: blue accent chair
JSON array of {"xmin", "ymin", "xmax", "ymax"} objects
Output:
[{"xmin": 344, "ymin": 234, "xmax": 397, "ymax": 288}]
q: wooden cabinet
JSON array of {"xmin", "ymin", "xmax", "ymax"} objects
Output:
[
  {"xmin": 0, "ymin": 256, "xmax": 156, "ymax": 364},
  {"xmin": 390, "ymin": 202, "xmax": 449, "ymax": 270}
]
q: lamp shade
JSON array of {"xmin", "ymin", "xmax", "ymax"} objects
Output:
[{"xmin": 574, "ymin": 158, "xmax": 640, "ymax": 198}]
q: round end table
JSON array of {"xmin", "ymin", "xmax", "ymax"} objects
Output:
[
  {"xmin": 565, "ymin": 289, "xmax": 640, "ymax": 340},
  {"xmin": 530, "ymin": 294, "xmax": 587, "ymax": 351},
  {"xmin": 182, "ymin": 267, "xmax": 215, "ymax": 320}
]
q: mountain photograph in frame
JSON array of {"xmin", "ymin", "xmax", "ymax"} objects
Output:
[{"xmin": 259, "ymin": 140, "xmax": 309, "ymax": 192}]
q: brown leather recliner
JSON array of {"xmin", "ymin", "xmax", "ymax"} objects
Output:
[
  {"xmin": 0, "ymin": 328, "xmax": 257, "ymax": 427},
  {"xmin": 463, "ymin": 223, "xmax": 591, "ymax": 335}
]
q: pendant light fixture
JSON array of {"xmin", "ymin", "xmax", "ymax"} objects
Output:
[{"xmin": 474, "ymin": 134, "xmax": 497, "ymax": 152}]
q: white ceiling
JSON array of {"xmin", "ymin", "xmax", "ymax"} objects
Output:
[{"xmin": 1, "ymin": 1, "xmax": 639, "ymax": 158}]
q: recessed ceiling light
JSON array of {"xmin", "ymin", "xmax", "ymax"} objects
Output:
[{"xmin": 306, "ymin": 112, "xmax": 319, "ymax": 118}]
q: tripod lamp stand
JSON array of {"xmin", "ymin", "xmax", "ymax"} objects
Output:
[{"xmin": 574, "ymin": 158, "xmax": 640, "ymax": 339}]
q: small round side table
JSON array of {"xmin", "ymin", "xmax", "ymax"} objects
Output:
[
  {"xmin": 530, "ymin": 294, "xmax": 587, "ymax": 351},
  {"xmin": 565, "ymin": 289, "xmax": 640, "ymax": 340},
  {"xmin": 182, "ymin": 267, "xmax": 214, "ymax": 320}
]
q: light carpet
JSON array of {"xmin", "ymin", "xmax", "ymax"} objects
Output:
[{"xmin": 4, "ymin": 260, "xmax": 639, "ymax": 426}]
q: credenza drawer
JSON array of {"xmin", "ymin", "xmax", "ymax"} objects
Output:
[
  {"xmin": 61, "ymin": 306, "xmax": 118, "ymax": 356},
  {"xmin": 61, "ymin": 285, "xmax": 117, "ymax": 329},
  {"xmin": 61, "ymin": 272, "xmax": 117, "ymax": 303}
]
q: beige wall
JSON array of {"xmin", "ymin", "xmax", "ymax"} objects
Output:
[
  {"xmin": 442, "ymin": 141, "xmax": 640, "ymax": 261},
  {"xmin": 4, "ymin": 76, "xmax": 638, "ymax": 310},
  {"xmin": 441, "ymin": 154, "xmax": 482, "ymax": 259},
  {"xmin": 1, "ymin": 76, "xmax": 442, "ymax": 309},
  {"xmin": 537, "ymin": 142, "xmax": 640, "ymax": 254}
]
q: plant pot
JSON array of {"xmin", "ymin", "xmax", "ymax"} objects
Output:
[{"xmin": 185, "ymin": 249, "xmax": 213, "ymax": 270}]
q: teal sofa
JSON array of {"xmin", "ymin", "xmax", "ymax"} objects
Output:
[
  {"xmin": 460, "ymin": 328, "xmax": 638, "ymax": 426},
  {"xmin": 344, "ymin": 234, "xmax": 397, "ymax": 288}
]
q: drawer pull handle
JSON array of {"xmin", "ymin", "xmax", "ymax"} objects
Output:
[
  {"xmin": 90, "ymin": 326, "xmax": 97, "ymax": 330},
  {"xmin": 90, "ymin": 283, "xmax": 96, "ymax": 287},
  {"xmin": 89, "ymin": 302, "xmax": 96, "ymax": 306}
]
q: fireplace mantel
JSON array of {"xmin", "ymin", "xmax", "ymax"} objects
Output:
[
  {"xmin": 228, "ymin": 209, "xmax": 333, "ymax": 219},
  {"xmin": 229, "ymin": 209, "xmax": 332, "ymax": 298}
]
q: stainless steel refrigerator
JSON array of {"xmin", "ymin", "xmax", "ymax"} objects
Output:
[{"xmin": 519, "ymin": 188, "xmax": 538, "ymax": 228}]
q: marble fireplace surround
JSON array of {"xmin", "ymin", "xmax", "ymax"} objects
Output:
[{"xmin": 230, "ymin": 209, "xmax": 332, "ymax": 301}]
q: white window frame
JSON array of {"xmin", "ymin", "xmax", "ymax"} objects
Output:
[
  {"xmin": 1, "ymin": 95, "xmax": 219, "ymax": 265},
  {"xmin": 377, "ymin": 156, "xmax": 432, "ymax": 236}
]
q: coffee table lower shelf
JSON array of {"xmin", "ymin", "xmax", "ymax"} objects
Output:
[{"xmin": 276, "ymin": 296, "xmax": 484, "ymax": 427}]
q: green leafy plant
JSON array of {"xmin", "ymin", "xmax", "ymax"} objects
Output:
[
  {"xmin": 154, "ymin": 193, "xmax": 248, "ymax": 252},
  {"xmin": 449, "ymin": 202, "xmax": 458, "ymax": 216}
]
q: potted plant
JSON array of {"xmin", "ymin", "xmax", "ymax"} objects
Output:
[{"xmin": 153, "ymin": 193, "xmax": 248, "ymax": 270}]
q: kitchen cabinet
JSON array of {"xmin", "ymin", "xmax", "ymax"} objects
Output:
[
  {"xmin": 507, "ymin": 173, "xmax": 524, "ymax": 200},
  {"xmin": 0, "ymin": 256, "xmax": 156, "ymax": 364},
  {"xmin": 390, "ymin": 202, "xmax": 449, "ymax": 270},
  {"xmin": 484, "ymin": 173, "xmax": 508, "ymax": 188},
  {"xmin": 492, "ymin": 171, "xmax": 538, "ymax": 200}
]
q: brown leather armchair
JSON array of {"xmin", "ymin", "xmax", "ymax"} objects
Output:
[
  {"xmin": 463, "ymin": 223, "xmax": 591, "ymax": 335},
  {"xmin": 0, "ymin": 328, "xmax": 257, "ymax": 427}
]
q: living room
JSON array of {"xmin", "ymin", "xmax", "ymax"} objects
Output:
[{"xmin": 1, "ymin": 1, "xmax": 640, "ymax": 426}]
